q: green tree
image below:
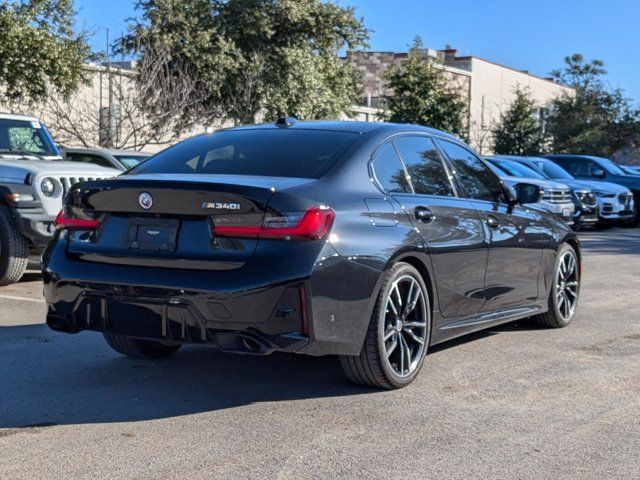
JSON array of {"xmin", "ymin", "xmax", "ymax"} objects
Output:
[
  {"xmin": 122, "ymin": 0, "xmax": 369, "ymax": 128},
  {"xmin": 381, "ymin": 37, "xmax": 467, "ymax": 137},
  {"xmin": 546, "ymin": 54, "xmax": 640, "ymax": 157},
  {"xmin": 492, "ymin": 87, "xmax": 544, "ymax": 155},
  {"xmin": 0, "ymin": 0, "xmax": 91, "ymax": 105}
]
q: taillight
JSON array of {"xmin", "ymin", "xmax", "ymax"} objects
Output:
[
  {"xmin": 212, "ymin": 207, "xmax": 335, "ymax": 241},
  {"xmin": 55, "ymin": 209, "xmax": 101, "ymax": 231}
]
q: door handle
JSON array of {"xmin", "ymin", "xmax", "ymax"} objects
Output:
[
  {"xmin": 485, "ymin": 214, "xmax": 499, "ymax": 229},
  {"xmin": 414, "ymin": 207, "xmax": 435, "ymax": 223}
]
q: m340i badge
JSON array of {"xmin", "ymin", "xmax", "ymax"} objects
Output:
[{"xmin": 201, "ymin": 202, "xmax": 241, "ymax": 210}]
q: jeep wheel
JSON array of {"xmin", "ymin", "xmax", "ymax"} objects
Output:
[{"xmin": 0, "ymin": 205, "xmax": 29, "ymax": 285}]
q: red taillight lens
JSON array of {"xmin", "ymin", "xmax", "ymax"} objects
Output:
[
  {"xmin": 212, "ymin": 207, "xmax": 335, "ymax": 241},
  {"xmin": 55, "ymin": 209, "xmax": 100, "ymax": 231}
]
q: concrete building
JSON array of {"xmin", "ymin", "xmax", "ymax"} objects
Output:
[
  {"xmin": 3, "ymin": 49, "xmax": 574, "ymax": 155},
  {"xmin": 347, "ymin": 48, "xmax": 575, "ymax": 154}
]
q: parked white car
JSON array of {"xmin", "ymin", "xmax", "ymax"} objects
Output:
[
  {"xmin": 484, "ymin": 159, "xmax": 575, "ymax": 224},
  {"xmin": 0, "ymin": 113, "xmax": 119, "ymax": 284}
]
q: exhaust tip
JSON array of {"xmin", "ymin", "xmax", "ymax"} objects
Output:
[{"xmin": 242, "ymin": 337, "xmax": 263, "ymax": 353}]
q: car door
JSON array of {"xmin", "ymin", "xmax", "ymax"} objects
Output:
[
  {"xmin": 372, "ymin": 135, "xmax": 488, "ymax": 318},
  {"xmin": 436, "ymin": 139, "xmax": 547, "ymax": 312}
]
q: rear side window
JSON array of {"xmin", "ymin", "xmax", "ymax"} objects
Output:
[
  {"xmin": 438, "ymin": 140, "xmax": 504, "ymax": 202},
  {"xmin": 372, "ymin": 142, "xmax": 411, "ymax": 193},
  {"xmin": 132, "ymin": 129, "xmax": 360, "ymax": 179},
  {"xmin": 393, "ymin": 136, "xmax": 454, "ymax": 196}
]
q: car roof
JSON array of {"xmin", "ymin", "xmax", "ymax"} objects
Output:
[
  {"xmin": 217, "ymin": 119, "xmax": 460, "ymax": 141},
  {"xmin": 0, "ymin": 112, "xmax": 41, "ymax": 122},
  {"xmin": 65, "ymin": 147, "xmax": 149, "ymax": 157},
  {"xmin": 544, "ymin": 154, "xmax": 609, "ymax": 162}
]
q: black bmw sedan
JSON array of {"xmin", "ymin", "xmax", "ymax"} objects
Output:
[{"xmin": 43, "ymin": 119, "xmax": 581, "ymax": 389}]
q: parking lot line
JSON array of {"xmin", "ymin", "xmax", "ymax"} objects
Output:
[{"xmin": 0, "ymin": 294, "xmax": 44, "ymax": 304}]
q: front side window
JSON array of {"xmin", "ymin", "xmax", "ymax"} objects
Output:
[
  {"xmin": 438, "ymin": 140, "xmax": 504, "ymax": 202},
  {"xmin": 489, "ymin": 159, "xmax": 546, "ymax": 179},
  {"xmin": 563, "ymin": 159, "xmax": 602, "ymax": 177},
  {"xmin": 371, "ymin": 142, "xmax": 411, "ymax": 193},
  {"xmin": 393, "ymin": 136, "xmax": 454, "ymax": 197}
]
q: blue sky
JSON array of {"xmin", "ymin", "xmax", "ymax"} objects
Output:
[{"xmin": 75, "ymin": 0, "xmax": 640, "ymax": 102}]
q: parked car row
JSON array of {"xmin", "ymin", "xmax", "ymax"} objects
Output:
[{"xmin": 483, "ymin": 155, "xmax": 638, "ymax": 230}]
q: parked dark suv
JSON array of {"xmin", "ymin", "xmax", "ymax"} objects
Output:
[
  {"xmin": 545, "ymin": 154, "xmax": 639, "ymax": 225},
  {"xmin": 44, "ymin": 120, "xmax": 581, "ymax": 389}
]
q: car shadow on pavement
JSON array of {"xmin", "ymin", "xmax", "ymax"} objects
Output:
[
  {"xmin": 0, "ymin": 317, "xmax": 546, "ymax": 429},
  {"xmin": 429, "ymin": 319, "xmax": 545, "ymax": 354},
  {"xmin": 0, "ymin": 323, "xmax": 373, "ymax": 429}
]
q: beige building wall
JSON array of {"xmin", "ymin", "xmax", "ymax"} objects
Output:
[
  {"xmin": 346, "ymin": 48, "xmax": 575, "ymax": 155},
  {"xmin": 462, "ymin": 57, "xmax": 575, "ymax": 154}
]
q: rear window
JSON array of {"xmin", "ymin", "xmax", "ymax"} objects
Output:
[{"xmin": 131, "ymin": 129, "xmax": 360, "ymax": 178}]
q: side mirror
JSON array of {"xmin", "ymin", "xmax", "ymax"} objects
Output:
[
  {"xmin": 592, "ymin": 168, "xmax": 606, "ymax": 178},
  {"xmin": 513, "ymin": 183, "xmax": 543, "ymax": 204}
]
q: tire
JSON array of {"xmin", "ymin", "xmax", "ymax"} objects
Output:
[
  {"xmin": 533, "ymin": 244, "xmax": 580, "ymax": 328},
  {"xmin": 340, "ymin": 262, "xmax": 431, "ymax": 389},
  {"xmin": 103, "ymin": 332, "xmax": 181, "ymax": 359},
  {"xmin": 0, "ymin": 205, "xmax": 29, "ymax": 286}
]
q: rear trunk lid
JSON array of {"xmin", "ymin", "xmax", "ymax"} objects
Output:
[{"xmin": 63, "ymin": 174, "xmax": 314, "ymax": 269}]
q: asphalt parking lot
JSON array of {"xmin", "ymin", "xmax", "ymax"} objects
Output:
[{"xmin": 1, "ymin": 229, "xmax": 639, "ymax": 480}]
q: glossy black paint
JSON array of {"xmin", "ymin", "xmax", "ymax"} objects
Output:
[{"xmin": 43, "ymin": 121, "xmax": 579, "ymax": 356}]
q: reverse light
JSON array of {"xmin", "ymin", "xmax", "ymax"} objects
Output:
[
  {"xmin": 55, "ymin": 209, "xmax": 101, "ymax": 231},
  {"xmin": 213, "ymin": 207, "xmax": 335, "ymax": 241}
]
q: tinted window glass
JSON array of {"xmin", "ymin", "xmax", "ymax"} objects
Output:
[
  {"xmin": 394, "ymin": 136, "xmax": 454, "ymax": 196},
  {"xmin": 531, "ymin": 160, "xmax": 574, "ymax": 180},
  {"xmin": 438, "ymin": 140, "xmax": 504, "ymax": 202},
  {"xmin": 67, "ymin": 153, "xmax": 113, "ymax": 168},
  {"xmin": 594, "ymin": 157, "xmax": 626, "ymax": 175},
  {"xmin": 561, "ymin": 159, "xmax": 601, "ymax": 177},
  {"xmin": 132, "ymin": 129, "xmax": 359, "ymax": 179},
  {"xmin": 372, "ymin": 142, "xmax": 411, "ymax": 193},
  {"xmin": 489, "ymin": 159, "xmax": 545, "ymax": 179}
]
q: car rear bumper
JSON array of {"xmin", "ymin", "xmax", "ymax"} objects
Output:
[{"xmin": 42, "ymin": 235, "xmax": 380, "ymax": 357}]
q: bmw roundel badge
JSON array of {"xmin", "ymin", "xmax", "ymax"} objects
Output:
[{"xmin": 138, "ymin": 192, "xmax": 153, "ymax": 210}]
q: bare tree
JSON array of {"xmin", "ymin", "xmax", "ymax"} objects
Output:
[{"xmin": 41, "ymin": 42, "xmax": 211, "ymax": 151}]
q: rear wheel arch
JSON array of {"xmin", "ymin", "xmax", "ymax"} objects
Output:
[
  {"xmin": 392, "ymin": 254, "xmax": 435, "ymax": 314},
  {"xmin": 563, "ymin": 237, "xmax": 581, "ymax": 279}
]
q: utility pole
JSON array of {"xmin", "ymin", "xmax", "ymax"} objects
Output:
[{"xmin": 107, "ymin": 28, "xmax": 114, "ymax": 148}]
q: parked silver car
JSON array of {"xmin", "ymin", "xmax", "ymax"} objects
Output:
[
  {"xmin": 484, "ymin": 158, "xmax": 575, "ymax": 224},
  {"xmin": 0, "ymin": 113, "xmax": 119, "ymax": 284}
]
